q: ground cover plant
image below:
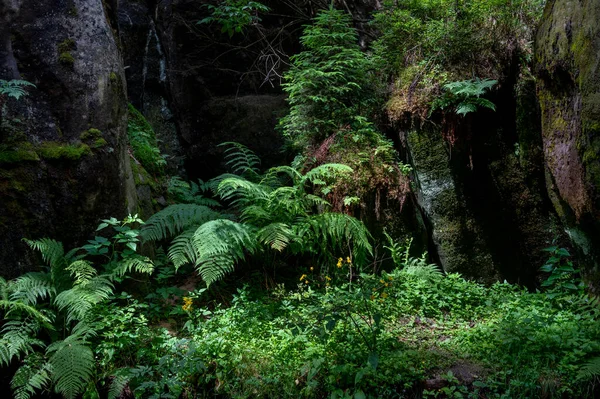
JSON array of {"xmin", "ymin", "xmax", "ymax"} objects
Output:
[{"xmin": 46, "ymin": 252, "xmax": 599, "ymax": 398}]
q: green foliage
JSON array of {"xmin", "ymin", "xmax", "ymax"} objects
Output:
[
  {"xmin": 100, "ymin": 264, "xmax": 600, "ymax": 398},
  {"xmin": 374, "ymin": 0, "xmax": 544, "ymax": 119},
  {"xmin": 143, "ymin": 143, "xmax": 372, "ymax": 285},
  {"xmin": 37, "ymin": 141, "xmax": 91, "ymax": 161},
  {"xmin": 0, "ymin": 216, "xmax": 154, "ymax": 399},
  {"xmin": 280, "ymin": 7, "xmax": 376, "ymax": 147},
  {"xmin": 431, "ymin": 78, "xmax": 497, "ymax": 116},
  {"xmin": 127, "ymin": 103, "xmax": 166, "ymax": 175},
  {"xmin": 0, "ymin": 79, "xmax": 36, "ymax": 100},
  {"xmin": 540, "ymin": 246, "xmax": 584, "ymax": 298},
  {"xmin": 199, "ymin": 0, "xmax": 270, "ymax": 37}
]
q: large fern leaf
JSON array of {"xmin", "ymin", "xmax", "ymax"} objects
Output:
[
  {"xmin": 0, "ymin": 319, "xmax": 47, "ymax": 367},
  {"xmin": 10, "ymin": 353, "xmax": 52, "ymax": 399},
  {"xmin": 8, "ymin": 273, "xmax": 55, "ymax": 306},
  {"xmin": 219, "ymin": 141, "xmax": 261, "ymax": 178},
  {"xmin": 256, "ymin": 223, "xmax": 297, "ymax": 252},
  {"xmin": 53, "ymin": 276, "xmax": 113, "ymax": 323},
  {"xmin": 141, "ymin": 204, "xmax": 222, "ymax": 242},
  {"xmin": 297, "ymin": 212, "xmax": 372, "ymax": 264},
  {"xmin": 168, "ymin": 220, "xmax": 256, "ymax": 285},
  {"xmin": 108, "ymin": 255, "xmax": 154, "ymax": 279},
  {"xmin": 47, "ymin": 336, "xmax": 95, "ymax": 399},
  {"xmin": 578, "ymin": 356, "xmax": 600, "ymax": 380}
]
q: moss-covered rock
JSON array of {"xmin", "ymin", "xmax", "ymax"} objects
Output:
[{"xmin": 536, "ymin": 0, "xmax": 600, "ymax": 288}]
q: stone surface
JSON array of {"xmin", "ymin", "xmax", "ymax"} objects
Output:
[
  {"xmin": 0, "ymin": 0, "xmax": 136, "ymax": 278},
  {"xmin": 536, "ymin": 0, "xmax": 600, "ymax": 285}
]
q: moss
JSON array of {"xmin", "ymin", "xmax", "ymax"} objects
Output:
[
  {"xmin": 38, "ymin": 142, "xmax": 91, "ymax": 161},
  {"xmin": 80, "ymin": 128, "xmax": 103, "ymax": 141},
  {"xmin": 93, "ymin": 138, "xmax": 108, "ymax": 148},
  {"xmin": 59, "ymin": 52, "xmax": 75, "ymax": 67},
  {"xmin": 58, "ymin": 39, "xmax": 75, "ymax": 53},
  {"xmin": 109, "ymin": 72, "xmax": 118, "ymax": 82},
  {"xmin": 0, "ymin": 143, "xmax": 40, "ymax": 164}
]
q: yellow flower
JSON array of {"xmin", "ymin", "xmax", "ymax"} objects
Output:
[
  {"xmin": 325, "ymin": 276, "xmax": 332, "ymax": 281},
  {"xmin": 346, "ymin": 257, "xmax": 351, "ymax": 264},
  {"xmin": 305, "ymin": 280, "xmax": 309, "ymax": 284},
  {"xmin": 310, "ymin": 266, "xmax": 314, "ymax": 271},
  {"xmin": 380, "ymin": 279, "xmax": 385, "ymax": 284},
  {"xmin": 182, "ymin": 296, "xmax": 193, "ymax": 312},
  {"xmin": 299, "ymin": 274, "xmax": 307, "ymax": 281},
  {"xmin": 337, "ymin": 257, "xmax": 343, "ymax": 268},
  {"xmin": 384, "ymin": 283, "xmax": 389, "ymax": 287}
]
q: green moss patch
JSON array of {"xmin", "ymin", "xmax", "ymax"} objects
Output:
[
  {"xmin": 38, "ymin": 142, "xmax": 91, "ymax": 161},
  {"xmin": 0, "ymin": 143, "xmax": 40, "ymax": 165}
]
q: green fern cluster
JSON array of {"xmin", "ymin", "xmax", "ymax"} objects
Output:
[
  {"xmin": 431, "ymin": 78, "xmax": 497, "ymax": 116},
  {"xmin": 142, "ymin": 143, "xmax": 373, "ymax": 285},
  {"xmin": 0, "ymin": 217, "xmax": 154, "ymax": 399},
  {"xmin": 0, "ymin": 79, "xmax": 35, "ymax": 100}
]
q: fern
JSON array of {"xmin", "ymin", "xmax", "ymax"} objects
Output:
[
  {"xmin": 578, "ymin": 356, "xmax": 600, "ymax": 380},
  {"xmin": 0, "ymin": 319, "xmax": 46, "ymax": 367},
  {"xmin": 297, "ymin": 213, "xmax": 372, "ymax": 265},
  {"xmin": 10, "ymin": 353, "xmax": 52, "ymax": 399},
  {"xmin": 47, "ymin": 335, "xmax": 95, "ymax": 399},
  {"xmin": 0, "ymin": 79, "xmax": 35, "ymax": 100},
  {"xmin": 109, "ymin": 255, "xmax": 154, "ymax": 278},
  {"xmin": 66, "ymin": 260, "xmax": 96, "ymax": 286},
  {"xmin": 54, "ymin": 276, "xmax": 113, "ymax": 323},
  {"xmin": 169, "ymin": 220, "xmax": 256, "ymax": 284},
  {"xmin": 23, "ymin": 238, "xmax": 73, "ymax": 291},
  {"xmin": 107, "ymin": 369, "xmax": 131, "ymax": 399},
  {"xmin": 431, "ymin": 78, "xmax": 497, "ymax": 117},
  {"xmin": 8, "ymin": 273, "xmax": 55, "ymax": 306},
  {"xmin": 141, "ymin": 204, "xmax": 222, "ymax": 242},
  {"xmin": 219, "ymin": 141, "xmax": 261, "ymax": 178},
  {"xmin": 256, "ymin": 223, "xmax": 296, "ymax": 252}
]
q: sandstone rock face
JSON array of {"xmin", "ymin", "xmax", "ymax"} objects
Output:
[
  {"xmin": 405, "ymin": 78, "xmax": 557, "ymax": 285},
  {"xmin": 0, "ymin": 0, "xmax": 136, "ymax": 277},
  {"xmin": 536, "ymin": 0, "xmax": 600, "ymax": 282}
]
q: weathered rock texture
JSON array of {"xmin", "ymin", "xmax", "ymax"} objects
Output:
[
  {"xmin": 0, "ymin": 0, "xmax": 136, "ymax": 278},
  {"xmin": 536, "ymin": 0, "xmax": 600, "ymax": 283},
  {"xmin": 404, "ymin": 75, "xmax": 558, "ymax": 285}
]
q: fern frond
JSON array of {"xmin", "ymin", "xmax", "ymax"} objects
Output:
[
  {"xmin": 217, "ymin": 176, "xmax": 271, "ymax": 207},
  {"xmin": 0, "ymin": 319, "xmax": 47, "ymax": 367},
  {"xmin": 141, "ymin": 204, "xmax": 222, "ymax": 242},
  {"xmin": 578, "ymin": 356, "xmax": 600, "ymax": 380},
  {"xmin": 256, "ymin": 223, "xmax": 296, "ymax": 252},
  {"xmin": 168, "ymin": 220, "xmax": 256, "ymax": 285},
  {"xmin": 54, "ymin": 277, "xmax": 113, "ymax": 323},
  {"xmin": 0, "ymin": 300, "xmax": 53, "ymax": 327},
  {"xmin": 23, "ymin": 238, "xmax": 72, "ymax": 290},
  {"xmin": 297, "ymin": 212, "xmax": 372, "ymax": 264},
  {"xmin": 9, "ymin": 273, "xmax": 55, "ymax": 306},
  {"xmin": 109, "ymin": 255, "xmax": 154, "ymax": 279},
  {"xmin": 401, "ymin": 262, "xmax": 443, "ymax": 281},
  {"xmin": 47, "ymin": 335, "xmax": 95, "ymax": 399},
  {"xmin": 11, "ymin": 353, "xmax": 52, "ymax": 399},
  {"xmin": 0, "ymin": 79, "xmax": 36, "ymax": 100},
  {"xmin": 24, "ymin": 238, "xmax": 66, "ymax": 269},
  {"xmin": 302, "ymin": 163, "xmax": 353, "ymax": 186},
  {"xmin": 167, "ymin": 228, "xmax": 199, "ymax": 270},
  {"xmin": 219, "ymin": 142, "xmax": 261, "ymax": 177},
  {"xmin": 262, "ymin": 165, "xmax": 302, "ymax": 187},
  {"xmin": 66, "ymin": 260, "xmax": 96, "ymax": 286},
  {"xmin": 107, "ymin": 370, "xmax": 131, "ymax": 399}
]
